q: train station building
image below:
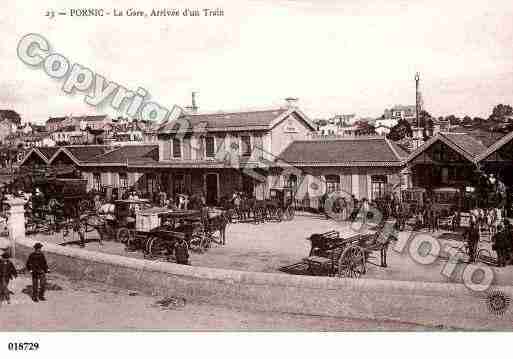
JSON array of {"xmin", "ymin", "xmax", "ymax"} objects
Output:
[{"xmin": 19, "ymin": 105, "xmax": 409, "ymax": 206}]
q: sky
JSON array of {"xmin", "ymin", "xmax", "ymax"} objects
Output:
[{"xmin": 1, "ymin": 0, "xmax": 512, "ymax": 124}]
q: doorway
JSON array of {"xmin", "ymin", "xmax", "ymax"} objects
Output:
[{"xmin": 205, "ymin": 173, "xmax": 219, "ymax": 205}]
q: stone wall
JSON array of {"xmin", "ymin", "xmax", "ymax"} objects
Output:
[{"xmin": 14, "ymin": 236, "xmax": 513, "ymax": 330}]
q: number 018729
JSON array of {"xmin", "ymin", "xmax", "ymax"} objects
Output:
[{"xmin": 8, "ymin": 342, "xmax": 40, "ymax": 351}]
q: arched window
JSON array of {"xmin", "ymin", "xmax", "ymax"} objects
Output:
[{"xmin": 325, "ymin": 174, "xmax": 340, "ymax": 193}]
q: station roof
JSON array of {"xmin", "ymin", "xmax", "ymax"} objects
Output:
[
  {"xmin": 406, "ymin": 132, "xmax": 487, "ymax": 164},
  {"xmin": 277, "ymin": 137, "xmax": 407, "ymax": 167},
  {"xmin": 158, "ymin": 108, "xmax": 316, "ymax": 133}
]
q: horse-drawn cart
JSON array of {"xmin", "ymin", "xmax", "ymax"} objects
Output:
[
  {"xmin": 87, "ymin": 200, "xmax": 229, "ymax": 260},
  {"xmin": 26, "ymin": 177, "xmax": 89, "ymax": 235},
  {"xmin": 302, "ymin": 221, "xmax": 396, "ymax": 278}
]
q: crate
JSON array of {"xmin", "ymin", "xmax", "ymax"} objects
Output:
[{"xmin": 136, "ymin": 212, "xmax": 160, "ymax": 232}]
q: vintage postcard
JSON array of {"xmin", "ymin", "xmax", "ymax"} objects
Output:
[{"xmin": 1, "ymin": 0, "xmax": 513, "ymax": 355}]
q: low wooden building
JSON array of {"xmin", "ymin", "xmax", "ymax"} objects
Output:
[{"xmin": 404, "ymin": 132, "xmax": 487, "ymax": 191}]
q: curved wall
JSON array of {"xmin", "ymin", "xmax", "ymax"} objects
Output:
[{"xmin": 15, "ymin": 237, "xmax": 513, "ymax": 329}]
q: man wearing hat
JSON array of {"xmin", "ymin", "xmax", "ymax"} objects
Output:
[
  {"xmin": 0, "ymin": 251, "xmax": 17, "ymax": 305},
  {"xmin": 25, "ymin": 243, "xmax": 49, "ymax": 302}
]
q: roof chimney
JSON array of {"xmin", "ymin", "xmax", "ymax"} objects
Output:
[
  {"xmin": 285, "ymin": 97, "xmax": 299, "ymax": 109},
  {"xmin": 185, "ymin": 91, "xmax": 199, "ymax": 113}
]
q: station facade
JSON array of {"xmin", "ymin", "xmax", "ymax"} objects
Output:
[{"xmin": 20, "ymin": 106, "xmax": 409, "ymax": 205}]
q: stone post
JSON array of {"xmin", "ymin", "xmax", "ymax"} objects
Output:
[{"xmin": 5, "ymin": 196, "xmax": 27, "ymax": 258}]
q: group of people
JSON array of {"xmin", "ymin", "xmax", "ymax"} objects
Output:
[{"xmin": 0, "ymin": 242, "xmax": 49, "ymax": 305}]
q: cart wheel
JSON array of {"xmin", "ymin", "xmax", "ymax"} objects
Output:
[
  {"xmin": 147, "ymin": 236, "xmax": 168, "ymax": 258},
  {"xmin": 116, "ymin": 227, "xmax": 131, "ymax": 243},
  {"xmin": 276, "ymin": 208, "xmax": 284, "ymax": 222},
  {"xmin": 338, "ymin": 245, "xmax": 366, "ymax": 278},
  {"xmin": 284, "ymin": 207, "xmax": 295, "ymax": 221}
]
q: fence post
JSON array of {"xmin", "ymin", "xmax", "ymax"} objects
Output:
[{"xmin": 5, "ymin": 195, "xmax": 27, "ymax": 258}]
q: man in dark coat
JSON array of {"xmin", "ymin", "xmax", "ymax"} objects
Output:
[
  {"xmin": 0, "ymin": 251, "xmax": 17, "ymax": 304},
  {"xmin": 25, "ymin": 242, "xmax": 49, "ymax": 302},
  {"xmin": 493, "ymin": 225, "xmax": 507, "ymax": 267},
  {"xmin": 465, "ymin": 222, "xmax": 480, "ymax": 263}
]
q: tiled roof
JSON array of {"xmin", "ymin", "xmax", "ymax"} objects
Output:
[
  {"xmin": 406, "ymin": 132, "xmax": 489, "ymax": 164},
  {"xmin": 449, "ymin": 127, "xmax": 505, "ymax": 147},
  {"xmin": 277, "ymin": 137, "xmax": 404, "ymax": 166},
  {"xmin": 440, "ymin": 132, "xmax": 487, "ymax": 158},
  {"xmin": 38, "ymin": 147, "xmax": 59, "ymax": 160},
  {"xmin": 64, "ymin": 146, "xmax": 111, "ymax": 162},
  {"xmin": 47, "ymin": 117, "xmax": 66, "ymax": 123},
  {"xmin": 159, "ymin": 108, "xmax": 290, "ymax": 133},
  {"xmin": 74, "ymin": 115, "xmax": 108, "ymax": 122},
  {"xmin": 388, "ymin": 140, "xmax": 410, "ymax": 157},
  {"xmin": 476, "ymin": 130, "xmax": 513, "ymax": 162},
  {"xmin": 93, "ymin": 145, "xmax": 158, "ymax": 164}
]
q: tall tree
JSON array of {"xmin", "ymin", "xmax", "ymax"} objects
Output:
[
  {"xmin": 489, "ymin": 104, "xmax": 513, "ymax": 122},
  {"xmin": 387, "ymin": 119, "xmax": 412, "ymax": 141},
  {"xmin": 0, "ymin": 110, "xmax": 22, "ymax": 124}
]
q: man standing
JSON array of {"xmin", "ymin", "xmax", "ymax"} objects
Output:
[
  {"xmin": 493, "ymin": 224, "xmax": 506, "ymax": 267},
  {"xmin": 465, "ymin": 222, "xmax": 480, "ymax": 263},
  {"xmin": 25, "ymin": 243, "xmax": 49, "ymax": 302},
  {"xmin": 0, "ymin": 251, "xmax": 17, "ymax": 305}
]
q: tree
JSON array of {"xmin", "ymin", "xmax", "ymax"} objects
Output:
[
  {"xmin": 473, "ymin": 117, "xmax": 485, "ymax": 127},
  {"xmin": 0, "ymin": 110, "xmax": 22, "ymax": 125},
  {"xmin": 461, "ymin": 115, "xmax": 473, "ymax": 126},
  {"xmin": 387, "ymin": 119, "xmax": 412, "ymax": 141},
  {"xmin": 489, "ymin": 104, "xmax": 513, "ymax": 122},
  {"xmin": 445, "ymin": 115, "xmax": 460, "ymax": 126}
]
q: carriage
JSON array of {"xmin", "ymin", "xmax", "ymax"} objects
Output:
[
  {"xmin": 431, "ymin": 187, "xmax": 462, "ymax": 216},
  {"xmin": 135, "ymin": 207, "xmax": 228, "ymax": 258},
  {"xmin": 85, "ymin": 199, "xmax": 229, "ymax": 260},
  {"xmin": 267, "ymin": 187, "xmax": 295, "ymax": 221},
  {"xmin": 301, "ymin": 220, "xmax": 396, "ymax": 278},
  {"xmin": 25, "ymin": 177, "xmax": 90, "ymax": 235},
  {"xmin": 400, "ymin": 187, "xmax": 426, "ymax": 214}
]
